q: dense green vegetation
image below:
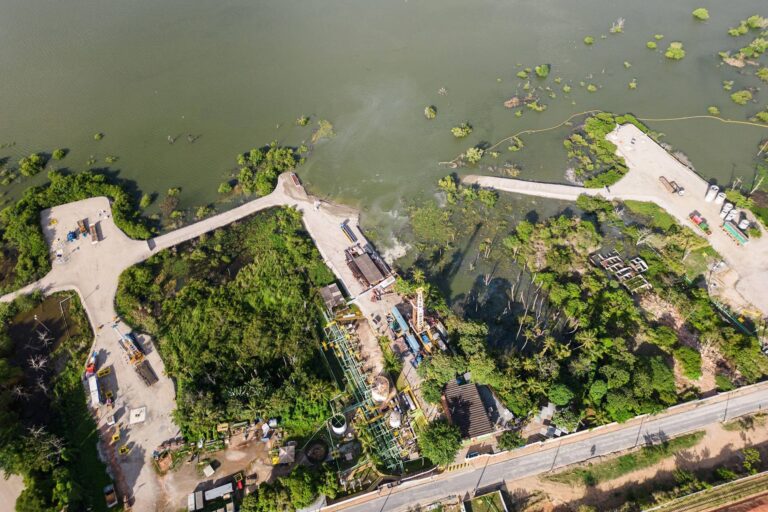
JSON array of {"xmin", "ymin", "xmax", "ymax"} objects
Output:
[
  {"xmin": 451, "ymin": 122, "xmax": 473, "ymax": 138},
  {"xmin": 692, "ymin": 8, "xmax": 710, "ymax": 21},
  {"xmin": 417, "ymin": 419, "xmax": 461, "ymax": 466},
  {"xmin": 0, "ymin": 294, "xmax": 114, "ymax": 512},
  {"xmin": 664, "ymin": 42, "xmax": 686, "ymax": 60},
  {"xmin": 407, "ymin": 182, "xmax": 768, "ymax": 437},
  {"xmin": 0, "ymin": 170, "xmax": 152, "ymax": 293},
  {"xmin": 731, "ymin": 90, "xmax": 753, "ymax": 105},
  {"xmin": 235, "ymin": 142, "xmax": 301, "ymax": 196},
  {"xmin": 563, "ymin": 112, "xmax": 632, "ymax": 188},
  {"xmin": 240, "ymin": 465, "xmax": 339, "ymax": 512},
  {"xmin": 116, "ymin": 208, "xmax": 337, "ymax": 439},
  {"xmin": 547, "ymin": 431, "xmax": 705, "ymax": 486}
]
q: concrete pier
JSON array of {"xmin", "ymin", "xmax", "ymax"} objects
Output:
[{"xmin": 465, "ymin": 124, "xmax": 768, "ymax": 317}]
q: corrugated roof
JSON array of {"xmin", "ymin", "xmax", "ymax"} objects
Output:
[
  {"xmin": 352, "ymin": 253, "xmax": 385, "ymax": 285},
  {"xmin": 319, "ymin": 283, "xmax": 345, "ymax": 309},
  {"xmin": 444, "ymin": 381, "xmax": 494, "ymax": 439}
]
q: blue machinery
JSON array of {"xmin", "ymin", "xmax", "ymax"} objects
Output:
[{"xmin": 390, "ymin": 306, "xmax": 421, "ymax": 355}]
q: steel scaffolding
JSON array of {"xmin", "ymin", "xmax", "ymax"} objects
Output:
[{"xmin": 323, "ymin": 311, "xmax": 404, "ymax": 473}]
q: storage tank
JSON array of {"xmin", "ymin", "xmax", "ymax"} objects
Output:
[
  {"xmin": 715, "ymin": 192, "xmax": 726, "ymax": 205},
  {"xmin": 719, "ymin": 209, "xmax": 728, "ymax": 219},
  {"xmin": 371, "ymin": 375, "xmax": 391, "ymax": 403},
  {"xmin": 329, "ymin": 415, "xmax": 347, "ymax": 437},
  {"xmin": 726, "ymin": 210, "xmax": 738, "ymax": 222},
  {"xmin": 722, "ymin": 202, "xmax": 733, "ymax": 214},
  {"xmin": 389, "ymin": 410, "xmax": 402, "ymax": 429},
  {"xmin": 705, "ymin": 185, "xmax": 719, "ymax": 202},
  {"xmin": 738, "ymin": 218, "xmax": 750, "ymax": 230}
]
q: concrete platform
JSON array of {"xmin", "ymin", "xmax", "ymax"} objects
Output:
[{"xmin": 465, "ymin": 124, "xmax": 768, "ymax": 317}]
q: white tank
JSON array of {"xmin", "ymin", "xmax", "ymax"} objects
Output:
[
  {"xmin": 705, "ymin": 185, "xmax": 719, "ymax": 202},
  {"xmin": 389, "ymin": 410, "xmax": 402, "ymax": 429},
  {"xmin": 719, "ymin": 210, "xmax": 728, "ymax": 219},
  {"xmin": 715, "ymin": 192, "xmax": 726, "ymax": 205},
  {"xmin": 726, "ymin": 210, "xmax": 738, "ymax": 222},
  {"xmin": 722, "ymin": 202, "xmax": 733, "ymax": 213},
  {"xmin": 371, "ymin": 376, "xmax": 391, "ymax": 403},
  {"xmin": 738, "ymin": 218, "xmax": 750, "ymax": 230},
  {"xmin": 329, "ymin": 415, "xmax": 347, "ymax": 437}
]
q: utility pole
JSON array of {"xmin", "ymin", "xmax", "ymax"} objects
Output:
[{"xmin": 634, "ymin": 415, "xmax": 647, "ymax": 448}]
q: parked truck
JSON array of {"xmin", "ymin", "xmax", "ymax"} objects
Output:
[
  {"xmin": 103, "ymin": 484, "xmax": 118, "ymax": 508},
  {"xmin": 659, "ymin": 176, "xmax": 676, "ymax": 194},
  {"xmin": 90, "ymin": 222, "xmax": 100, "ymax": 244},
  {"xmin": 689, "ymin": 211, "xmax": 712, "ymax": 235}
]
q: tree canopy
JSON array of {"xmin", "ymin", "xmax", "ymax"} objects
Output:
[{"xmin": 116, "ymin": 207, "xmax": 337, "ymax": 438}]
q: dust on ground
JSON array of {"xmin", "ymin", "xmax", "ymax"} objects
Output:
[
  {"xmin": 156, "ymin": 435, "xmax": 288, "ymax": 512},
  {"xmin": 505, "ymin": 418, "xmax": 768, "ymax": 511}
]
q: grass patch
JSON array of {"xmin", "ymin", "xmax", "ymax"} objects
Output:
[
  {"xmin": 546, "ymin": 431, "xmax": 705, "ymax": 486},
  {"xmin": 624, "ymin": 200, "xmax": 676, "ymax": 231},
  {"xmin": 722, "ymin": 413, "xmax": 767, "ymax": 432},
  {"xmin": 465, "ymin": 492, "xmax": 507, "ymax": 512},
  {"xmin": 378, "ymin": 336, "xmax": 403, "ymax": 377}
]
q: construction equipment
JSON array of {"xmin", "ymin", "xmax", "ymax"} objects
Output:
[
  {"xmin": 414, "ymin": 287, "xmax": 425, "ymax": 333},
  {"xmin": 85, "ymin": 351, "xmax": 98, "ymax": 378},
  {"xmin": 112, "ymin": 325, "xmax": 158, "ymax": 386},
  {"xmin": 113, "ymin": 326, "xmax": 144, "ymax": 365}
]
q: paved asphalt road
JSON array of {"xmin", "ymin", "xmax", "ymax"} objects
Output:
[{"xmin": 335, "ymin": 384, "xmax": 768, "ymax": 512}]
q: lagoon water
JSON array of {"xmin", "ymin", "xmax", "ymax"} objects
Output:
[{"xmin": 1, "ymin": 0, "xmax": 766, "ymax": 244}]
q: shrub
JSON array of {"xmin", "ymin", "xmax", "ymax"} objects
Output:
[
  {"xmin": 758, "ymin": 67, "xmax": 768, "ymax": 83},
  {"xmin": 674, "ymin": 346, "xmax": 703, "ymax": 380},
  {"xmin": 731, "ymin": 90, "xmax": 753, "ymax": 105},
  {"xmin": 419, "ymin": 420, "xmax": 461, "ymax": 466},
  {"xmin": 52, "ymin": 149, "xmax": 66, "ymax": 160},
  {"xmin": 692, "ymin": 8, "xmax": 710, "ymax": 21},
  {"xmin": 465, "ymin": 147, "xmax": 484, "ymax": 164},
  {"xmin": 549, "ymin": 383, "xmax": 575, "ymax": 406},
  {"xmin": 647, "ymin": 41, "xmax": 657, "ymax": 49},
  {"xmin": 535, "ymin": 64, "xmax": 551, "ymax": 78},
  {"xmin": 586, "ymin": 84, "xmax": 598, "ymax": 92},
  {"xmin": 217, "ymin": 182, "xmax": 233, "ymax": 194},
  {"xmin": 584, "ymin": 36, "xmax": 595, "ymax": 45},
  {"xmin": 424, "ymin": 105, "xmax": 437, "ymax": 119},
  {"xmin": 665, "ymin": 42, "xmax": 686, "ymax": 60},
  {"xmin": 451, "ymin": 122, "xmax": 473, "ymax": 138},
  {"xmin": 707, "ymin": 106, "xmax": 720, "ymax": 115},
  {"xmin": 296, "ymin": 115, "xmax": 310, "ymax": 126},
  {"xmin": 498, "ymin": 430, "xmax": 526, "ymax": 450},
  {"xmin": 139, "ymin": 193, "xmax": 152, "ymax": 209},
  {"xmin": 93, "ymin": 132, "xmax": 104, "ymax": 140},
  {"xmin": 18, "ymin": 153, "xmax": 46, "ymax": 177}
]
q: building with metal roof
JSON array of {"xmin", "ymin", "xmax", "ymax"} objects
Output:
[{"xmin": 443, "ymin": 381, "xmax": 495, "ymax": 440}]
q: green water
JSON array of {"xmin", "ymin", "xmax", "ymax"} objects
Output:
[{"xmin": 1, "ymin": 0, "xmax": 766, "ymax": 244}]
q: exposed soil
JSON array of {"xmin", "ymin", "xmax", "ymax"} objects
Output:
[
  {"xmin": 505, "ymin": 419, "xmax": 768, "ymax": 511},
  {"xmin": 639, "ymin": 293, "xmax": 718, "ymax": 396}
]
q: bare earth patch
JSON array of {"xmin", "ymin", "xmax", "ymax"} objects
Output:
[
  {"xmin": 505, "ymin": 420, "xmax": 768, "ymax": 511},
  {"xmin": 639, "ymin": 293, "xmax": 717, "ymax": 395}
]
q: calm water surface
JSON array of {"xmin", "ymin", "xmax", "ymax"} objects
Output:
[{"xmin": 1, "ymin": 0, "xmax": 766, "ymax": 246}]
